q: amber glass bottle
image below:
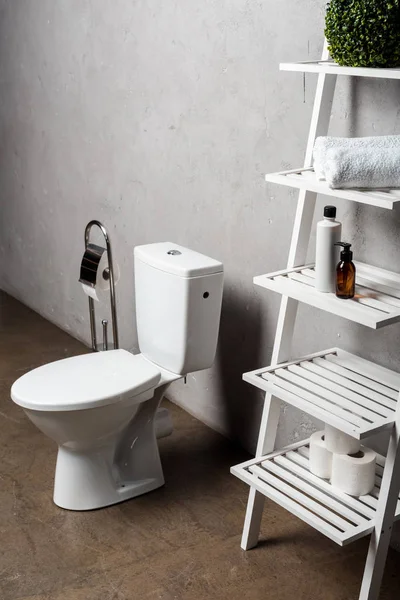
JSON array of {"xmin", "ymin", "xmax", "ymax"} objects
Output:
[{"xmin": 334, "ymin": 242, "xmax": 356, "ymax": 299}]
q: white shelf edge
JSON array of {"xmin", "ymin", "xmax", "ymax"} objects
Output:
[
  {"xmin": 253, "ymin": 262, "xmax": 400, "ymax": 330},
  {"xmin": 231, "ymin": 439, "xmax": 400, "ymax": 547},
  {"xmin": 280, "ymin": 60, "xmax": 400, "ymax": 80},
  {"xmin": 242, "ymin": 347, "xmax": 399, "ymax": 440},
  {"xmin": 265, "ymin": 167, "xmax": 400, "ymax": 210}
]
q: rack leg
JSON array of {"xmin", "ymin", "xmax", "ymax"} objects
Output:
[
  {"xmin": 359, "ymin": 424, "xmax": 400, "ymax": 600},
  {"xmin": 241, "ymin": 298, "xmax": 297, "ymax": 550},
  {"xmin": 241, "ymin": 488, "xmax": 266, "ymax": 550},
  {"xmin": 241, "ymin": 394, "xmax": 280, "ymax": 550}
]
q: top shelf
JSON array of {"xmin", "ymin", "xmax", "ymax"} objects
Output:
[{"xmin": 280, "ymin": 60, "xmax": 400, "ymax": 80}]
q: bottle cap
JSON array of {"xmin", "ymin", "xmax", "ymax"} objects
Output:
[
  {"xmin": 335, "ymin": 241, "xmax": 353, "ymax": 261},
  {"xmin": 324, "ymin": 205, "xmax": 337, "ymax": 218}
]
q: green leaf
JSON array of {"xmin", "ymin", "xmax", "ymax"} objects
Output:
[{"xmin": 325, "ymin": 0, "xmax": 400, "ymax": 67}]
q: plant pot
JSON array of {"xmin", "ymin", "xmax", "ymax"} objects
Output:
[{"xmin": 325, "ymin": 0, "xmax": 400, "ymax": 68}]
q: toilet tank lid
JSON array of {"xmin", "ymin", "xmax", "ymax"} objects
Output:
[{"xmin": 134, "ymin": 242, "xmax": 223, "ymax": 278}]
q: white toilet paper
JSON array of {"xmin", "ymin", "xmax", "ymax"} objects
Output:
[
  {"xmin": 155, "ymin": 407, "xmax": 173, "ymax": 440},
  {"xmin": 325, "ymin": 424, "xmax": 361, "ymax": 455},
  {"xmin": 331, "ymin": 447, "xmax": 376, "ymax": 497},
  {"xmin": 309, "ymin": 431, "xmax": 332, "ymax": 479},
  {"xmin": 81, "ymin": 252, "xmax": 120, "ymax": 302},
  {"xmin": 81, "ymin": 283, "xmax": 100, "ymax": 301}
]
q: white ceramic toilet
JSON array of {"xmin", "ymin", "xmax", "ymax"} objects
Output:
[{"xmin": 11, "ymin": 242, "xmax": 223, "ymax": 511}]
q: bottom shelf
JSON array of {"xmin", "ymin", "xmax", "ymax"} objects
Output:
[{"xmin": 231, "ymin": 439, "xmax": 400, "ymax": 546}]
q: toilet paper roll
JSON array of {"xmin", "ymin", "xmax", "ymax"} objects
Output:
[
  {"xmin": 155, "ymin": 407, "xmax": 173, "ymax": 440},
  {"xmin": 331, "ymin": 447, "xmax": 376, "ymax": 497},
  {"xmin": 325, "ymin": 424, "xmax": 361, "ymax": 455},
  {"xmin": 309, "ymin": 431, "xmax": 332, "ymax": 479},
  {"xmin": 81, "ymin": 251, "xmax": 120, "ymax": 302},
  {"xmin": 81, "ymin": 283, "xmax": 100, "ymax": 301}
]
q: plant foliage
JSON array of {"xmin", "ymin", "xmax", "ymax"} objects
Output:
[{"xmin": 325, "ymin": 0, "xmax": 400, "ymax": 67}]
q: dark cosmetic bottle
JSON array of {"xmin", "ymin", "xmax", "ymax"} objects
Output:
[{"xmin": 334, "ymin": 242, "xmax": 356, "ymax": 299}]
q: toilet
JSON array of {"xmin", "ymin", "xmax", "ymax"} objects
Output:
[{"xmin": 11, "ymin": 242, "xmax": 223, "ymax": 511}]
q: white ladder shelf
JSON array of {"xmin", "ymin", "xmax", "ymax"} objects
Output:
[
  {"xmin": 232, "ymin": 440, "xmax": 400, "ymax": 547},
  {"xmin": 265, "ymin": 167, "xmax": 400, "ymax": 210},
  {"xmin": 231, "ymin": 42, "xmax": 400, "ymax": 600},
  {"xmin": 254, "ymin": 261, "xmax": 400, "ymax": 329}
]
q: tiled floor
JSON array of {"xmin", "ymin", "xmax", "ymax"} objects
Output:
[{"xmin": 0, "ymin": 291, "xmax": 399, "ymax": 599}]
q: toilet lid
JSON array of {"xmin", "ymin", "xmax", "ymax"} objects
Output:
[{"xmin": 11, "ymin": 350, "xmax": 161, "ymax": 412}]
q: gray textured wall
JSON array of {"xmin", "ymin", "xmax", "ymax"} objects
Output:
[{"xmin": 1, "ymin": 0, "xmax": 400, "ymax": 461}]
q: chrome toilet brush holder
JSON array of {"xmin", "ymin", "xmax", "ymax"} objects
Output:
[{"xmin": 79, "ymin": 220, "xmax": 119, "ymax": 351}]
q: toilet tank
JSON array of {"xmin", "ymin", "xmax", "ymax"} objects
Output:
[{"xmin": 134, "ymin": 242, "xmax": 223, "ymax": 375}]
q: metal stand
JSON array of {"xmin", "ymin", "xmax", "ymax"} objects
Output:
[{"xmin": 80, "ymin": 220, "xmax": 119, "ymax": 351}]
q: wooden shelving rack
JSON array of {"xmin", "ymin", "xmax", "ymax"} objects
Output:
[{"xmin": 231, "ymin": 43, "xmax": 400, "ymax": 600}]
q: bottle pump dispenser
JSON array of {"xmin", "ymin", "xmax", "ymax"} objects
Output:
[{"xmin": 334, "ymin": 242, "xmax": 356, "ymax": 299}]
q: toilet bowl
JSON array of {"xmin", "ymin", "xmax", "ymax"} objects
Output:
[
  {"xmin": 12, "ymin": 350, "xmax": 175, "ymax": 510},
  {"xmin": 11, "ymin": 242, "xmax": 223, "ymax": 510}
]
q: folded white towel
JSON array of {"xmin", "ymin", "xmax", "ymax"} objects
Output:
[
  {"xmin": 313, "ymin": 135, "xmax": 400, "ymax": 180},
  {"xmin": 324, "ymin": 147, "xmax": 400, "ymax": 189}
]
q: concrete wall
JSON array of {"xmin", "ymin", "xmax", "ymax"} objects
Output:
[{"xmin": 1, "ymin": 0, "xmax": 400, "ymax": 460}]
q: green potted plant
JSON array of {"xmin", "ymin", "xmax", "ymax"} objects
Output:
[{"xmin": 325, "ymin": 0, "xmax": 400, "ymax": 68}]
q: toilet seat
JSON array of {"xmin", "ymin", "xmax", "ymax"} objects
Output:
[{"xmin": 11, "ymin": 350, "xmax": 161, "ymax": 412}]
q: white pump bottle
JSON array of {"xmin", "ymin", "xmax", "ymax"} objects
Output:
[{"xmin": 315, "ymin": 205, "xmax": 342, "ymax": 293}]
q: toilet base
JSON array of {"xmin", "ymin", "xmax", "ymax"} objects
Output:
[
  {"xmin": 53, "ymin": 444, "xmax": 165, "ymax": 511},
  {"xmin": 53, "ymin": 392, "xmax": 167, "ymax": 511}
]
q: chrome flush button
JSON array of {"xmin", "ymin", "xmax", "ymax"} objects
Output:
[{"xmin": 167, "ymin": 250, "xmax": 182, "ymax": 255}]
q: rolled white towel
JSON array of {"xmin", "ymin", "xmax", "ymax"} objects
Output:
[
  {"xmin": 313, "ymin": 135, "xmax": 400, "ymax": 180},
  {"xmin": 324, "ymin": 147, "xmax": 400, "ymax": 189}
]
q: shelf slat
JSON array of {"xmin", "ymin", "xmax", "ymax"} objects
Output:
[
  {"xmin": 280, "ymin": 60, "xmax": 400, "ymax": 80},
  {"xmin": 242, "ymin": 348, "xmax": 399, "ymax": 439},
  {"xmin": 276, "ymin": 451, "xmax": 375, "ymax": 519},
  {"xmin": 254, "ymin": 262, "xmax": 400, "ymax": 330},
  {"xmin": 231, "ymin": 439, "xmax": 400, "ymax": 546},
  {"xmin": 265, "ymin": 167, "xmax": 400, "ymax": 210}
]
